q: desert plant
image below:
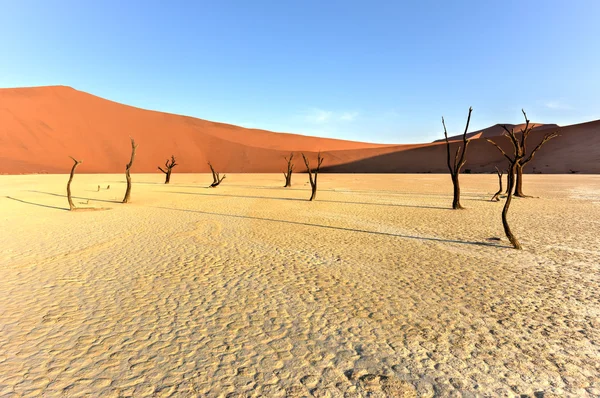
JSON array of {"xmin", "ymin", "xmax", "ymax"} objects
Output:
[
  {"xmin": 208, "ymin": 162, "xmax": 226, "ymax": 187},
  {"xmin": 302, "ymin": 152, "xmax": 324, "ymax": 201},
  {"xmin": 487, "ymin": 131, "xmax": 526, "ymax": 249},
  {"xmin": 158, "ymin": 155, "xmax": 178, "ymax": 184},
  {"xmin": 122, "ymin": 137, "xmax": 138, "ymax": 203},
  {"xmin": 283, "ymin": 153, "xmax": 294, "ymax": 187},
  {"xmin": 442, "ymin": 107, "xmax": 473, "ymax": 209},
  {"xmin": 67, "ymin": 156, "xmax": 82, "ymax": 211},
  {"xmin": 491, "ymin": 166, "xmax": 504, "ymax": 201},
  {"xmin": 502, "ymin": 110, "xmax": 558, "ymax": 197}
]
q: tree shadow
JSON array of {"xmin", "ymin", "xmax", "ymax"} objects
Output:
[
  {"xmin": 28, "ymin": 190, "xmax": 121, "ymax": 204},
  {"xmin": 165, "ymin": 191, "xmax": 450, "ymax": 210},
  {"xmin": 152, "ymin": 205, "xmax": 505, "ymax": 248},
  {"xmin": 6, "ymin": 196, "xmax": 69, "ymax": 211}
]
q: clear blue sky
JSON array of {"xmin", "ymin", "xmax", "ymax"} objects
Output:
[{"xmin": 1, "ymin": 1, "xmax": 599, "ymax": 143}]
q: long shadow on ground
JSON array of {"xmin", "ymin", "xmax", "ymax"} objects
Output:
[
  {"xmin": 28, "ymin": 190, "xmax": 121, "ymax": 204},
  {"xmin": 6, "ymin": 196, "xmax": 69, "ymax": 211},
  {"xmin": 153, "ymin": 205, "xmax": 505, "ymax": 248},
  {"xmin": 165, "ymin": 191, "xmax": 450, "ymax": 210}
]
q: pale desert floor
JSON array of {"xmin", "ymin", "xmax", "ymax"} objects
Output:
[{"xmin": 0, "ymin": 173, "xmax": 599, "ymax": 398}]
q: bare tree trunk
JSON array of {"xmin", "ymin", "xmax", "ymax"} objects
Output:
[
  {"xmin": 302, "ymin": 152, "xmax": 323, "ymax": 201},
  {"xmin": 514, "ymin": 163, "xmax": 526, "ymax": 197},
  {"xmin": 283, "ymin": 153, "xmax": 294, "ymax": 187},
  {"xmin": 122, "ymin": 138, "xmax": 138, "ymax": 203},
  {"xmin": 67, "ymin": 156, "xmax": 82, "ymax": 211},
  {"xmin": 451, "ymin": 173, "xmax": 463, "ymax": 209},
  {"xmin": 502, "ymin": 163, "xmax": 522, "ymax": 249},
  {"xmin": 208, "ymin": 162, "xmax": 226, "ymax": 187},
  {"xmin": 504, "ymin": 170, "xmax": 511, "ymax": 194},
  {"xmin": 309, "ymin": 177, "xmax": 317, "ymax": 201},
  {"xmin": 158, "ymin": 156, "xmax": 177, "ymax": 184},
  {"xmin": 442, "ymin": 107, "xmax": 472, "ymax": 210},
  {"xmin": 491, "ymin": 167, "xmax": 503, "ymax": 201}
]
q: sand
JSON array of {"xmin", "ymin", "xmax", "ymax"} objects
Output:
[
  {"xmin": 1, "ymin": 86, "xmax": 599, "ymax": 175},
  {"xmin": 0, "ymin": 173, "xmax": 599, "ymax": 397}
]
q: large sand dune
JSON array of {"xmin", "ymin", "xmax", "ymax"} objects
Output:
[
  {"xmin": 1, "ymin": 86, "xmax": 599, "ymax": 174},
  {"xmin": 1, "ymin": 173, "xmax": 599, "ymax": 396}
]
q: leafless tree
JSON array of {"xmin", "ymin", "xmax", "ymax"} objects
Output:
[
  {"xmin": 302, "ymin": 152, "xmax": 324, "ymax": 201},
  {"xmin": 486, "ymin": 132, "xmax": 525, "ymax": 249},
  {"xmin": 208, "ymin": 162, "xmax": 226, "ymax": 187},
  {"xmin": 283, "ymin": 153, "xmax": 294, "ymax": 187},
  {"xmin": 442, "ymin": 107, "xmax": 473, "ymax": 209},
  {"xmin": 491, "ymin": 166, "xmax": 504, "ymax": 201},
  {"xmin": 501, "ymin": 110, "xmax": 559, "ymax": 197},
  {"xmin": 67, "ymin": 156, "xmax": 82, "ymax": 211},
  {"xmin": 158, "ymin": 155, "xmax": 178, "ymax": 184},
  {"xmin": 122, "ymin": 137, "xmax": 138, "ymax": 203}
]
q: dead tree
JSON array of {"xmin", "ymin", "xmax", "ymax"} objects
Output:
[
  {"xmin": 442, "ymin": 107, "xmax": 473, "ymax": 209},
  {"xmin": 67, "ymin": 156, "xmax": 82, "ymax": 211},
  {"xmin": 486, "ymin": 132, "xmax": 526, "ymax": 249},
  {"xmin": 501, "ymin": 110, "xmax": 558, "ymax": 197},
  {"xmin": 158, "ymin": 155, "xmax": 178, "ymax": 184},
  {"xmin": 283, "ymin": 153, "xmax": 294, "ymax": 187},
  {"xmin": 302, "ymin": 152, "xmax": 324, "ymax": 201},
  {"xmin": 208, "ymin": 162, "xmax": 226, "ymax": 187},
  {"xmin": 491, "ymin": 166, "xmax": 504, "ymax": 201},
  {"xmin": 122, "ymin": 137, "xmax": 138, "ymax": 203}
]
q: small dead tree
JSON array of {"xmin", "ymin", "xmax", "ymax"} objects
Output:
[
  {"xmin": 502, "ymin": 110, "xmax": 559, "ymax": 197},
  {"xmin": 487, "ymin": 132, "xmax": 525, "ymax": 249},
  {"xmin": 122, "ymin": 137, "xmax": 138, "ymax": 203},
  {"xmin": 208, "ymin": 162, "xmax": 226, "ymax": 187},
  {"xmin": 442, "ymin": 107, "xmax": 473, "ymax": 209},
  {"xmin": 302, "ymin": 152, "xmax": 324, "ymax": 201},
  {"xmin": 491, "ymin": 166, "xmax": 504, "ymax": 201},
  {"xmin": 158, "ymin": 155, "xmax": 178, "ymax": 184},
  {"xmin": 283, "ymin": 153, "xmax": 294, "ymax": 187},
  {"xmin": 67, "ymin": 156, "xmax": 82, "ymax": 211}
]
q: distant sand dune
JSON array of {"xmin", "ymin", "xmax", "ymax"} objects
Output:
[{"xmin": 1, "ymin": 86, "xmax": 599, "ymax": 174}]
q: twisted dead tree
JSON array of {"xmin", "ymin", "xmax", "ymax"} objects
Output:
[
  {"xmin": 283, "ymin": 153, "xmax": 294, "ymax": 187},
  {"xmin": 302, "ymin": 152, "xmax": 324, "ymax": 201},
  {"xmin": 501, "ymin": 110, "xmax": 559, "ymax": 197},
  {"xmin": 486, "ymin": 131, "xmax": 525, "ymax": 249},
  {"xmin": 442, "ymin": 107, "xmax": 473, "ymax": 209},
  {"xmin": 158, "ymin": 155, "xmax": 178, "ymax": 184},
  {"xmin": 208, "ymin": 162, "xmax": 226, "ymax": 187},
  {"xmin": 491, "ymin": 166, "xmax": 504, "ymax": 201},
  {"xmin": 67, "ymin": 156, "xmax": 82, "ymax": 211},
  {"xmin": 122, "ymin": 137, "xmax": 138, "ymax": 203}
]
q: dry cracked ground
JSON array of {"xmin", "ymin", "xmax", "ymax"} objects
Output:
[{"xmin": 0, "ymin": 174, "xmax": 599, "ymax": 397}]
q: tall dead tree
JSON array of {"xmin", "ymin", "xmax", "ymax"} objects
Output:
[
  {"xmin": 491, "ymin": 166, "xmax": 504, "ymax": 201},
  {"xmin": 486, "ymin": 131, "xmax": 525, "ymax": 249},
  {"xmin": 502, "ymin": 110, "xmax": 559, "ymax": 197},
  {"xmin": 67, "ymin": 156, "xmax": 82, "ymax": 211},
  {"xmin": 302, "ymin": 152, "xmax": 324, "ymax": 201},
  {"xmin": 283, "ymin": 153, "xmax": 294, "ymax": 187},
  {"xmin": 158, "ymin": 155, "xmax": 178, "ymax": 184},
  {"xmin": 122, "ymin": 137, "xmax": 138, "ymax": 203},
  {"xmin": 442, "ymin": 107, "xmax": 473, "ymax": 209},
  {"xmin": 208, "ymin": 162, "xmax": 226, "ymax": 187}
]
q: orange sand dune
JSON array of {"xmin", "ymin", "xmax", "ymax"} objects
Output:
[{"xmin": 0, "ymin": 86, "xmax": 598, "ymax": 174}]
